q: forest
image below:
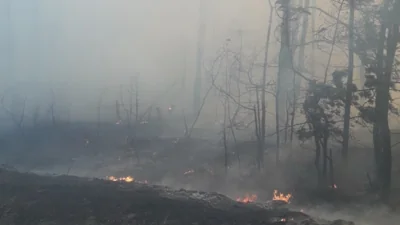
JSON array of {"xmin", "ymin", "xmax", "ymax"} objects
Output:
[{"xmin": 1, "ymin": 0, "xmax": 400, "ymax": 225}]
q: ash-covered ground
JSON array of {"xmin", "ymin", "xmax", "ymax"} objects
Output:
[{"xmin": 1, "ymin": 122, "xmax": 400, "ymax": 225}]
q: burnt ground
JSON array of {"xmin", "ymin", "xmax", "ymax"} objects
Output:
[
  {"xmin": 1, "ymin": 122, "xmax": 400, "ymax": 224},
  {"xmin": 0, "ymin": 169, "xmax": 353, "ymax": 225}
]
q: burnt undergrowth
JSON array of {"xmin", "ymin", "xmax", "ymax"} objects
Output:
[{"xmin": 0, "ymin": 169, "xmax": 354, "ymax": 225}]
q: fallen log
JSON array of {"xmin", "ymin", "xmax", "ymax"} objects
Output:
[{"xmin": 0, "ymin": 169, "xmax": 353, "ymax": 225}]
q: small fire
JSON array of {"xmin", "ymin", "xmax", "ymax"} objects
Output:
[
  {"xmin": 272, "ymin": 190, "xmax": 292, "ymax": 203},
  {"xmin": 236, "ymin": 194, "xmax": 257, "ymax": 203},
  {"xmin": 106, "ymin": 176, "xmax": 149, "ymax": 184},
  {"xmin": 107, "ymin": 176, "xmax": 134, "ymax": 182},
  {"xmin": 184, "ymin": 169, "xmax": 195, "ymax": 175}
]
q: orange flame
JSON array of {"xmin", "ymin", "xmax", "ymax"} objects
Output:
[
  {"xmin": 107, "ymin": 176, "xmax": 134, "ymax": 182},
  {"xmin": 106, "ymin": 176, "xmax": 149, "ymax": 184},
  {"xmin": 272, "ymin": 190, "xmax": 292, "ymax": 203},
  {"xmin": 236, "ymin": 194, "xmax": 257, "ymax": 203}
]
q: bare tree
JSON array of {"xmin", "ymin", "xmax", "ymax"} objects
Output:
[
  {"xmin": 97, "ymin": 88, "xmax": 107, "ymax": 137},
  {"xmin": 49, "ymin": 89, "xmax": 56, "ymax": 127},
  {"xmin": 129, "ymin": 76, "xmax": 133, "ymax": 128},
  {"xmin": 135, "ymin": 75, "xmax": 139, "ymax": 123},
  {"xmin": 32, "ymin": 104, "xmax": 40, "ymax": 127},
  {"xmin": 115, "ymin": 100, "xmax": 122, "ymax": 124},
  {"xmin": 1, "ymin": 94, "xmax": 26, "ymax": 133}
]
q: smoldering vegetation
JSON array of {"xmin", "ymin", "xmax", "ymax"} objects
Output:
[{"xmin": 1, "ymin": 0, "xmax": 400, "ymax": 225}]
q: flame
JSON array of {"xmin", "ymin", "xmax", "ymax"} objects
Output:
[
  {"xmin": 236, "ymin": 194, "xmax": 257, "ymax": 203},
  {"xmin": 272, "ymin": 190, "xmax": 292, "ymax": 203},
  {"xmin": 184, "ymin": 169, "xmax": 195, "ymax": 175},
  {"xmin": 107, "ymin": 176, "xmax": 134, "ymax": 183},
  {"xmin": 106, "ymin": 176, "xmax": 149, "ymax": 184}
]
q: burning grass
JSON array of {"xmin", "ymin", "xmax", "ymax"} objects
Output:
[
  {"xmin": 106, "ymin": 175, "xmax": 148, "ymax": 184},
  {"xmin": 272, "ymin": 190, "xmax": 292, "ymax": 203},
  {"xmin": 106, "ymin": 176, "xmax": 134, "ymax": 182},
  {"xmin": 236, "ymin": 194, "xmax": 257, "ymax": 203},
  {"xmin": 235, "ymin": 190, "xmax": 292, "ymax": 204}
]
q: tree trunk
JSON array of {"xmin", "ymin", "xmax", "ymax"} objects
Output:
[
  {"xmin": 254, "ymin": 105, "xmax": 262, "ymax": 171},
  {"xmin": 342, "ymin": 0, "xmax": 355, "ymax": 162},
  {"xmin": 310, "ymin": 0, "xmax": 316, "ymax": 77},
  {"xmin": 373, "ymin": 1, "xmax": 398, "ymax": 201},
  {"xmin": 314, "ymin": 134, "xmax": 322, "ymax": 186},
  {"xmin": 261, "ymin": 0, "xmax": 274, "ymax": 170},
  {"xmin": 322, "ymin": 135, "xmax": 329, "ymax": 185},
  {"xmin": 290, "ymin": 0, "xmax": 310, "ymax": 143},
  {"xmin": 329, "ymin": 148, "xmax": 335, "ymax": 188},
  {"xmin": 193, "ymin": 0, "xmax": 206, "ymax": 114},
  {"xmin": 276, "ymin": 0, "xmax": 292, "ymax": 165}
]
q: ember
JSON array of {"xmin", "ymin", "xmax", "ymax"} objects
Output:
[
  {"xmin": 272, "ymin": 190, "xmax": 292, "ymax": 203},
  {"xmin": 236, "ymin": 194, "xmax": 257, "ymax": 203}
]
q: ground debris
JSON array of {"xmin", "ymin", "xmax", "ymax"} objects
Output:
[{"xmin": 0, "ymin": 169, "xmax": 353, "ymax": 225}]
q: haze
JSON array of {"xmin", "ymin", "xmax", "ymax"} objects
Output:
[{"xmin": 0, "ymin": 0, "xmax": 273, "ymax": 123}]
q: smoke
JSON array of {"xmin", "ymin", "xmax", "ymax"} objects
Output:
[
  {"xmin": 0, "ymin": 0, "xmax": 277, "ymax": 123},
  {"xmin": 298, "ymin": 204, "xmax": 397, "ymax": 225}
]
